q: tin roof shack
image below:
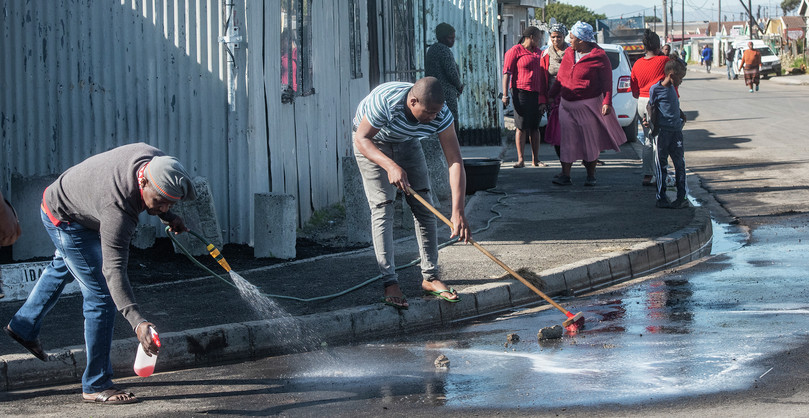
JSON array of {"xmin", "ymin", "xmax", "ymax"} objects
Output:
[
  {"xmin": 596, "ymin": 17, "xmax": 646, "ymax": 65},
  {"xmin": 0, "ymin": 0, "xmax": 504, "ymax": 260}
]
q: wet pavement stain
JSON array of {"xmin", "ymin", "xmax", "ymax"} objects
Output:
[{"xmin": 266, "ymin": 219, "xmax": 809, "ymax": 409}]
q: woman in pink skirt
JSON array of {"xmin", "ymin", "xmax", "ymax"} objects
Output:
[{"xmin": 548, "ymin": 21, "xmax": 626, "ymax": 186}]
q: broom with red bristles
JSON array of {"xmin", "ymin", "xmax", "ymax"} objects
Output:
[{"xmin": 407, "ymin": 187, "xmax": 585, "ymax": 332}]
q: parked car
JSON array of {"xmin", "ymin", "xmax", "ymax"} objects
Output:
[
  {"xmin": 602, "ymin": 43, "xmax": 639, "ymax": 142},
  {"xmin": 732, "ymin": 40, "xmax": 781, "ymax": 78},
  {"xmin": 540, "ymin": 43, "xmax": 639, "ymax": 142}
]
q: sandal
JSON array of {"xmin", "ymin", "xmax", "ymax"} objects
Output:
[
  {"xmin": 532, "ymin": 161, "xmax": 547, "ymax": 167},
  {"xmin": 512, "ymin": 162, "xmax": 525, "ymax": 168},
  {"xmin": 424, "ymin": 287, "xmax": 460, "ymax": 303},
  {"xmin": 4, "ymin": 325, "xmax": 47, "ymax": 362},
  {"xmin": 381, "ymin": 295, "xmax": 409, "ymax": 310},
  {"xmin": 83, "ymin": 388, "xmax": 139, "ymax": 405}
]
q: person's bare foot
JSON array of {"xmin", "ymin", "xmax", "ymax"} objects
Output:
[{"xmin": 422, "ymin": 279, "xmax": 459, "ymax": 301}]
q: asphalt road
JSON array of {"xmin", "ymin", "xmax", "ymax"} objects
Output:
[{"xmin": 1, "ymin": 69, "xmax": 808, "ymax": 417}]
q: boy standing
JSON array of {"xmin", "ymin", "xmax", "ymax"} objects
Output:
[{"xmin": 647, "ymin": 58, "xmax": 690, "ymax": 209}]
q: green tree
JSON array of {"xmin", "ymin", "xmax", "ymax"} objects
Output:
[
  {"xmin": 781, "ymin": 0, "xmax": 801, "ymax": 14},
  {"xmin": 644, "ymin": 16, "xmax": 662, "ymax": 23},
  {"xmin": 538, "ymin": 3, "xmax": 606, "ymax": 28}
]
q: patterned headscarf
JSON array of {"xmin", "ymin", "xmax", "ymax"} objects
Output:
[
  {"xmin": 570, "ymin": 21, "xmax": 595, "ymax": 43},
  {"xmin": 549, "ymin": 23, "xmax": 567, "ymax": 36}
]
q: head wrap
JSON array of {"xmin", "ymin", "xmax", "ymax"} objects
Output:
[
  {"xmin": 435, "ymin": 23, "xmax": 455, "ymax": 43},
  {"xmin": 570, "ymin": 21, "xmax": 595, "ymax": 43},
  {"xmin": 549, "ymin": 23, "xmax": 568, "ymax": 36},
  {"xmin": 146, "ymin": 156, "xmax": 197, "ymax": 202}
]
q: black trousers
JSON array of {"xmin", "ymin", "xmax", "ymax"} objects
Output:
[{"xmin": 654, "ymin": 127, "xmax": 687, "ymax": 201}]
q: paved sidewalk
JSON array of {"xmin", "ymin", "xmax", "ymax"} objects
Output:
[{"xmin": 0, "ymin": 138, "xmax": 712, "ymax": 391}]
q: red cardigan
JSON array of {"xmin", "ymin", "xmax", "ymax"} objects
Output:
[
  {"xmin": 548, "ymin": 46, "xmax": 612, "ymax": 106},
  {"xmin": 630, "ymin": 55, "xmax": 669, "ymax": 98}
]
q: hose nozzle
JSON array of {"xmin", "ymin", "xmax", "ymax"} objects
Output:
[{"xmin": 206, "ymin": 243, "xmax": 232, "ymax": 272}]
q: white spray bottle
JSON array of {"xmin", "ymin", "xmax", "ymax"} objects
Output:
[{"xmin": 134, "ymin": 326, "xmax": 161, "ymax": 377}]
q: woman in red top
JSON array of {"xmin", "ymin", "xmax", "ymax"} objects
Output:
[
  {"xmin": 549, "ymin": 21, "xmax": 626, "ymax": 186},
  {"xmin": 501, "ymin": 26, "xmax": 547, "ymax": 168},
  {"xmin": 630, "ymin": 29, "xmax": 669, "ymax": 186}
]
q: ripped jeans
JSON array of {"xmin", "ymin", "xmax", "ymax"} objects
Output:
[{"xmin": 354, "ymin": 139, "xmax": 439, "ymax": 287}]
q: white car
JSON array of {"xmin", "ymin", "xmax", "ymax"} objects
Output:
[
  {"xmin": 540, "ymin": 43, "xmax": 639, "ymax": 142},
  {"xmin": 731, "ymin": 40, "xmax": 781, "ymax": 78}
]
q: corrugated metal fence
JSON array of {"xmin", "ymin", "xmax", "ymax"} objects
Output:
[
  {"xmin": 420, "ymin": 0, "xmax": 502, "ymax": 145},
  {"xmin": 0, "ymin": 0, "xmax": 235, "ymax": 237}
]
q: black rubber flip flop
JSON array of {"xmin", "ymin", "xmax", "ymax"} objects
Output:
[{"xmin": 381, "ymin": 295, "xmax": 409, "ymax": 310}]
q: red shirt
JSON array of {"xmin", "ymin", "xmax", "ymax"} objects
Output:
[
  {"xmin": 630, "ymin": 55, "xmax": 669, "ymax": 98},
  {"xmin": 549, "ymin": 46, "xmax": 613, "ymax": 105},
  {"xmin": 503, "ymin": 43, "xmax": 546, "ymax": 101}
]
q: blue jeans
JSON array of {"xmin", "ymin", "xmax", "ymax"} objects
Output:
[{"xmin": 9, "ymin": 209, "xmax": 117, "ymax": 393}]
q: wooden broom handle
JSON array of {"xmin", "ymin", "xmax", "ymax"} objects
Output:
[{"xmin": 405, "ymin": 187, "xmax": 572, "ymax": 316}]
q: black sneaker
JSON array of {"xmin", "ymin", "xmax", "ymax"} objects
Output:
[
  {"xmin": 552, "ymin": 175, "xmax": 572, "ymax": 186},
  {"xmin": 670, "ymin": 197, "xmax": 691, "ymax": 209},
  {"xmin": 656, "ymin": 198, "xmax": 671, "ymax": 208},
  {"xmin": 584, "ymin": 176, "xmax": 597, "ymax": 187}
]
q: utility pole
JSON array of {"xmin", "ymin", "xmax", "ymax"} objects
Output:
[
  {"xmin": 718, "ymin": 0, "xmax": 721, "ymax": 35},
  {"xmin": 662, "ymin": 0, "xmax": 668, "ymax": 42},
  {"xmin": 749, "ymin": 0, "xmax": 753, "ymax": 40},
  {"xmin": 681, "ymin": 0, "xmax": 685, "ymax": 51},
  {"xmin": 654, "ymin": 5, "xmax": 657, "ymax": 32}
]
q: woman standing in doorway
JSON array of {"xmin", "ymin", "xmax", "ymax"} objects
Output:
[
  {"xmin": 501, "ymin": 26, "xmax": 547, "ymax": 168},
  {"xmin": 549, "ymin": 21, "xmax": 626, "ymax": 186}
]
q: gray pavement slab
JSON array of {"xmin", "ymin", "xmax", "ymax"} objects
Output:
[{"xmin": 0, "ymin": 137, "xmax": 712, "ymax": 390}]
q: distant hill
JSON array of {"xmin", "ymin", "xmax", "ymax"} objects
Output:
[
  {"xmin": 594, "ymin": 3, "xmax": 651, "ymax": 19},
  {"xmin": 593, "ymin": 3, "xmax": 709, "ymax": 21}
]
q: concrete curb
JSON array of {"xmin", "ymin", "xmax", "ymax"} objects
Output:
[{"xmin": 0, "ymin": 203, "xmax": 712, "ymax": 391}]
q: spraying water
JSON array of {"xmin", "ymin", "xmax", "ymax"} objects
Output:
[{"xmin": 228, "ymin": 271, "xmax": 328, "ymax": 355}]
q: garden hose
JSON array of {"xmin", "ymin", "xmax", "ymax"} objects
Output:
[{"xmin": 165, "ymin": 189, "xmax": 510, "ymax": 302}]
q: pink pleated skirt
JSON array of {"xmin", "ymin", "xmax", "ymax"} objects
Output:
[{"xmin": 558, "ymin": 95, "xmax": 626, "ymax": 163}]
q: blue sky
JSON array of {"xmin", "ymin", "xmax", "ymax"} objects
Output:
[{"xmin": 563, "ymin": 0, "xmax": 793, "ymax": 22}]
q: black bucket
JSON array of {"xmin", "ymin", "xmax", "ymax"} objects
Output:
[{"xmin": 463, "ymin": 158, "xmax": 502, "ymax": 195}]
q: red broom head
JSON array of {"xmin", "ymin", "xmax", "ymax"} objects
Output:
[{"xmin": 562, "ymin": 312, "xmax": 585, "ymax": 332}]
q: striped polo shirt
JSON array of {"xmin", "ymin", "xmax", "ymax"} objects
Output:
[{"xmin": 353, "ymin": 82, "xmax": 454, "ymax": 143}]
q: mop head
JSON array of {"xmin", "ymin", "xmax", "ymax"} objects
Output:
[{"xmin": 562, "ymin": 312, "xmax": 585, "ymax": 332}]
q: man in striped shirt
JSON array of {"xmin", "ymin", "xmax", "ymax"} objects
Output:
[{"xmin": 353, "ymin": 77, "xmax": 471, "ymax": 309}]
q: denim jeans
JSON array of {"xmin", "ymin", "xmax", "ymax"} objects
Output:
[
  {"xmin": 354, "ymin": 139, "xmax": 439, "ymax": 287},
  {"xmin": 9, "ymin": 209, "xmax": 117, "ymax": 393},
  {"xmin": 637, "ymin": 97, "xmax": 656, "ymax": 177},
  {"xmin": 727, "ymin": 64, "xmax": 736, "ymax": 80}
]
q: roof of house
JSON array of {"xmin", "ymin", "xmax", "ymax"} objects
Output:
[{"xmin": 782, "ymin": 16, "xmax": 806, "ymax": 29}]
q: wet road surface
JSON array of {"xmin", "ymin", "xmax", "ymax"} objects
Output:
[{"xmin": 4, "ymin": 215, "xmax": 809, "ymax": 416}]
